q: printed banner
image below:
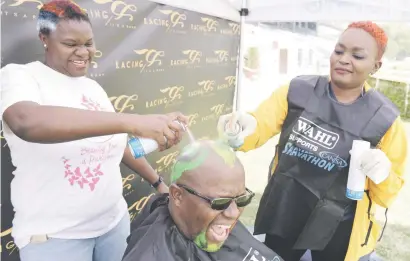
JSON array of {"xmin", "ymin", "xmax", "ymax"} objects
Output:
[{"xmin": 0, "ymin": 0, "xmax": 240, "ymax": 260}]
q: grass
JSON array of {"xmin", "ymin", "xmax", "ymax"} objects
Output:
[{"xmin": 237, "ymin": 124, "xmax": 410, "ymax": 261}]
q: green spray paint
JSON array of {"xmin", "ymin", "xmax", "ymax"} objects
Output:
[
  {"xmin": 209, "ymin": 141, "xmax": 236, "ymax": 167},
  {"xmin": 170, "ymin": 142, "xmax": 209, "ymax": 183},
  {"xmin": 193, "ymin": 230, "xmax": 222, "ymax": 252},
  {"xmin": 170, "ymin": 141, "xmax": 236, "ymax": 183}
]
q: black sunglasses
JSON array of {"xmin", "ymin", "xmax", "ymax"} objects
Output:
[{"xmin": 177, "ymin": 184, "xmax": 255, "ymax": 211}]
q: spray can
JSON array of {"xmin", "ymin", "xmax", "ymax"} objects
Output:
[
  {"xmin": 223, "ymin": 121, "xmax": 243, "ymax": 148},
  {"xmin": 128, "ymin": 121, "xmax": 186, "ymax": 159}
]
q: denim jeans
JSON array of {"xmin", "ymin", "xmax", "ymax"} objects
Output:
[{"xmin": 19, "ymin": 213, "xmax": 130, "ymax": 261}]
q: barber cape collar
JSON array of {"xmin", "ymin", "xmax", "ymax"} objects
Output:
[{"xmin": 123, "ymin": 194, "xmax": 283, "ymax": 261}]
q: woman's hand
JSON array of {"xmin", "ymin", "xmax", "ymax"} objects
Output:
[
  {"xmin": 217, "ymin": 111, "xmax": 257, "ymax": 149},
  {"xmin": 128, "ymin": 111, "xmax": 188, "ymax": 151}
]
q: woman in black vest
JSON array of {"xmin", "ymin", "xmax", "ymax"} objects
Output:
[{"xmin": 218, "ymin": 21, "xmax": 407, "ymax": 261}]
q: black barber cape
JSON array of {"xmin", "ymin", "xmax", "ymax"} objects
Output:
[{"xmin": 122, "ymin": 194, "xmax": 283, "ymax": 261}]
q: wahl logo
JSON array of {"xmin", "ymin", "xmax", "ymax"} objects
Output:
[
  {"xmin": 187, "ymin": 113, "xmax": 199, "ymax": 127},
  {"xmin": 292, "ymin": 117, "xmax": 339, "ymax": 150},
  {"xmin": 191, "ymin": 17, "xmax": 218, "ymax": 33},
  {"xmin": 144, "ymin": 9, "xmax": 186, "ymax": 32},
  {"xmin": 109, "ymin": 94, "xmax": 138, "ymax": 113},
  {"xmin": 220, "ymin": 22, "xmax": 241, "ymax": 35},
  {"xmin": 116, "ymin": 49, "xmax": 165, "ymax": 73},
  {"xmin": 206, "ymin": 50, "xmax": 230, "ymax": 64},
  {"xmin": 146, "ymin": 86, "xmax": 184, "ymax": 108},
  {"xmin": 90, "ymin": 0, "xmax": 137, "ymax": 28},
  {"xmin": 170, "ymin": 50, "xmax": 202, "ymax": 67},
  {"xmin": 155, "ymin": 151, "xmax": 180, "ymax": 174},
  {"xmin": 188, "ymin": 80, "xmax": 215, "ymax": 98},
  {"xmin": 202, "ymin": 104, "xmax": 226, "ymax": 122},
  {"xmin": 217, "ymin": 76, "xmax": 236, "ymax": 90}
]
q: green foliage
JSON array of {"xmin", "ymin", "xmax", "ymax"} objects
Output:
[{"xmin": 368, "ymin": 77, "xmax": 410, "ymax": 119}]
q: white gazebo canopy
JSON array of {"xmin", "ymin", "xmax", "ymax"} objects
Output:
[
  {"xmin": 149, "ymin": 0, "xmax": 410, "ymax": 110},
  {"xmin": 150, "ymin": 0, "xmax": 410, "ymax": 22}
]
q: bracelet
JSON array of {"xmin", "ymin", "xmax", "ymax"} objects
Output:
[{"xmin": 150, "ymin": 176, "xmax": 163, "ymax": 189}]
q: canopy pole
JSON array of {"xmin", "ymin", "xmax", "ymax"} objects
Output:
[{"xmin": 233, "ymin": 0, "xmax": 249, "ymax": 112}]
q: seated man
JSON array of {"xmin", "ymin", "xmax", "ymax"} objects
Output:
[{"xmin": 122, "ymin": 140, "xmax": 283, "ymax": 261}]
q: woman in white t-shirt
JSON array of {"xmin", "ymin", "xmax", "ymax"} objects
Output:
[{"xmin": 0, "ymin": 1, "xmax": 188, "ymax": 261}]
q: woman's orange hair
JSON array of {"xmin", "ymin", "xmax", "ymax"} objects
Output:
[{"xmin": 346, "ymin": 21, "xmax": 388, "ymax": 60}]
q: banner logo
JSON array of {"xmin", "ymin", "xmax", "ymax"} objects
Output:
[
  {"xmin": 220, "ymin": 22, "xmax": 241, "ymax": 35},
  {"xmin": 170, "ymin": 50, "xmax": 202, "ymax": 67},
  {"xmin": 89, "ymin": 49, "xmax": 104, "ymax": 78},
  {"xmin": 292, "ymin": 117, "xmax": 339, "ymax": 150},
  {"xmin": 8, "ymin": 0, "xmax": 43, "ymax": 9},
  {"xmin": 211, "ymin": 104, "xmax": 226, "ymax": 116},
  {"xmin": 206, "ymin": 50, "xmax": 231, "ymax": 65},
  {"xmin": 187, "ymin": 113, "xmax": 199, "ymax": 127},
  {"xmin": 0, "ymin": 123, "xmax": 8, "ymax": 147},
  {"xmin": 116, "ymin": 49, "xmax": 165, "ymax": 73},
  {"xmin": 109, "ymin": 94, "xmax": 139, "ymax": 113},
  {"xmin": 89, "ymin": 0, "xmax": 137, "ymax": 28},
  {"xmin": 202, "ymin": 104, "xmax": 227, "ymax": 122},
  {"xmin": 218, "ymin": 76, "xmax": 236, "ymax": 90},
  {"xmin": 188, "ymin": 80, "xmax": 215, "ymax": 98},
  {"xmin": 91, "ymin": 50, "xmax": 103, "ymax": 69},
  {"xmin": 155, "ymin": 150, "xmax": 180, "ymax": 173},
  {"xmin": 0, "ymin": 227, "xmax": 18, "ymax": 255},
  {"xmin": 128, "ymin": 193, "xmax": 155, "ymax": 222},
  {"xmin": 4, "ymin": 0, "xmax": 43, "ymax": 19},
  {"xmin": 146, "ymin": 86, "xmax": 184, "ymax": 108},
  {"xmin": 144, "ymin": 9, "xmax": 186, "ymax": 33},
  {"xmin": 122, "ymin": 173, "xmax": 136, "ymax": 196},
  {"xmin": 191, "ymin": 17, "xmax": 218, "ymax": 33}
]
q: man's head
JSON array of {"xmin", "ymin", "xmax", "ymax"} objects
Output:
[
  {"xmin": 168, "ymin": 140, "xmax": 254, "ymax": 252},
  {"xmin": 330, "ymin": 21, "xmax": 388, "ymax": 90},
  {"xmin": 38, "ymin": 0, "xmax": 95, "ymax": 77}
]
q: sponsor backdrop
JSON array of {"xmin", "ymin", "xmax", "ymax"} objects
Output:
[{"xmin": 0, "ymin": 0, "xmax": 240, "ymax": 259}]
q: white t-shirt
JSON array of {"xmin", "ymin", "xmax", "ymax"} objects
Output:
[{"xmin": 0, "ymin": 61, "xmax": 128, "ymax": 249}]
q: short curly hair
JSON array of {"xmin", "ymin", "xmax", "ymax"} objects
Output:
[
  {"xmin": 346, "ymin": 21, "xmax": 388, "ymax": 60},
  {"xmin": 37, "ymin": 0, "xmax": 90, "ymax": 36}
]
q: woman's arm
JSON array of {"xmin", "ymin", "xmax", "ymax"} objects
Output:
[
  {"xmin": 239, "ymin": 84, "xmax": 290, "ymax": 152},
  {"xmin": 3, "ymin": 101, "xmax": 131, "ymax": 143},
  {"xmin": 1, "ymin": 64, "xmax": 187, "ymax": 148},
  {"xmin": 3, "ymin": 102, "xmax": 185, "ymax": 149},
  {"xmin": 368, "ymin": 117, "xmax": 407, "ymax": 208},
  {"xmin": 122, "ymin": 147, "xmax": 169, "ymax": 193}
]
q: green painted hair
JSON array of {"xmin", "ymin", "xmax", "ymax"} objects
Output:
[{"xmin": 170, "ymin": 140, "xmax": 237, "ymax": 183}]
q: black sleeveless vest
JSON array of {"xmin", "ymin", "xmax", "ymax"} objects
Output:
[{"xmin": 253, "ymin": 75, "xmax": 399, "ymax": 250}]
